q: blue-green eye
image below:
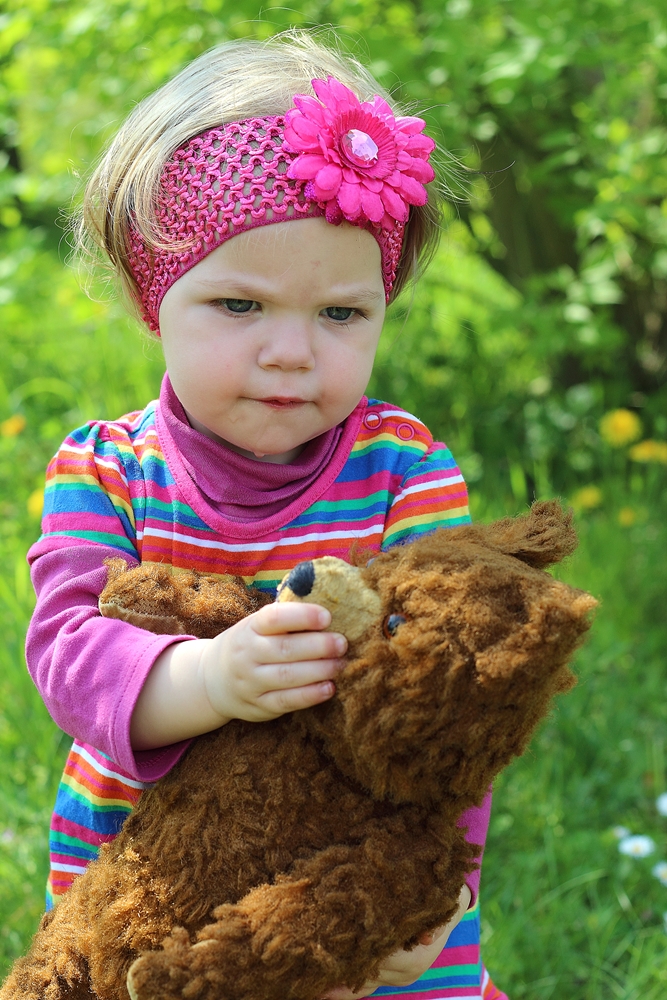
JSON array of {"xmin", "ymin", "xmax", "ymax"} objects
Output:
[
  {"xmin": 220, "ymin": 299, "xmax": 255, "ymax": 313},
  {"xmin": 323, "ymin": 306, "xmax": 356, "ymax": 322}
]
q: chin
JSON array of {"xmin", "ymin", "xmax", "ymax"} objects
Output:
[{"xmin": 231, "ymin": 437, "xmax": 305, "ymax": 462}]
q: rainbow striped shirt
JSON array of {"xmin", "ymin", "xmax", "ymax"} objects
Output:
[{"xmin": 38, "ymin": 393, "xmax": 505, "ymax": 998}]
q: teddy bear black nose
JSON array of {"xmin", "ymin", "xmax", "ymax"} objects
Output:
[{"xmin": 286, "ymin": 561, "xmax": 315, "ymax": 597}]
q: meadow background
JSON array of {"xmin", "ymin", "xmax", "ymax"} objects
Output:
[{"xmin": 1, "ymin": 1, "xmax": 667, "ymax": 996}]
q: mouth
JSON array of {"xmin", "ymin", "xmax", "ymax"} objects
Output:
[{"xmin": 255, "ymin": 398, "xmax": 309, "ymax": 410}]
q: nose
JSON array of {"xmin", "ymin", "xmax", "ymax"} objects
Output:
[
  {"xmin": 257, "ymin": 318, "xmax": 316, "ymax": 371},
  {"xmin": 284, "ymin": 561, "xmax": 315, "ymax": 597}
]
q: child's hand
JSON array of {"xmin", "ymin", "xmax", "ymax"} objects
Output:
[
  {"xmin": 131, "ymin": 603, "xmax": 346, "ymax": 751},
  {"xmin": 201, "ymin": 602, "xmax": 347, "ymax": 723},
  {"xmin": 320, "ymin": 885, "xmax": 472, "ymax": 1000}
]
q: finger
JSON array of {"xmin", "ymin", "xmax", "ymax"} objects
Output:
[
  {"xmin": 255, "ymin": 630, "xmax": 347, "ymax": 665},
  {"xmin": 258, "ymin": 658, "xmax": 346, "ymax": 692},
  {"xmin": 258, "ymin": 679, "xmax": 338, "ymax": 715},
  {"xmin": 251, "ymin": 601, "xmax": 332, "ymax": 635}
]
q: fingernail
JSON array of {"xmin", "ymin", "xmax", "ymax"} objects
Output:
[
  {"xmin": 334, "ymin": 635, "xmax": 347, "ymax": 654},
  {"xmin": 318, "ymin": 608, "xmax": 332, "ymax": 628}
]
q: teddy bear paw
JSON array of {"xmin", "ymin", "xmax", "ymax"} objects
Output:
[
  {"xmin": 127, "ymin": 933, "xmax": 242, "ymax": 1000},
  {"xmin": 126, "ymin": 928, "xmax": 202, "ymax": 1000}
]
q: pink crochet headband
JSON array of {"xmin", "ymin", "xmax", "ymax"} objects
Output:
[{"xmin": 127, "ymin": 76, "xmax": 436, "ymax": 331}]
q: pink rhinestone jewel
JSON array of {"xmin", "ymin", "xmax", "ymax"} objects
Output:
[{"xmin": 341, "ymin": 129, "xmax": 379, "ymax": 166}]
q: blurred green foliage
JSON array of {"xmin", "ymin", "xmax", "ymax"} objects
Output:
[
  {"xmin": 1, "ymin": 1, "xmax": 667, "ymax": 996},
  {"xmin": 1, "ymin": 0, "xmax": 667, "ymax": 498}
]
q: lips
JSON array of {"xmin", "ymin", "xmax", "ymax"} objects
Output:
[{"xmin": 257, "ymin": 398, "xmax": 308, "ymax": 409}]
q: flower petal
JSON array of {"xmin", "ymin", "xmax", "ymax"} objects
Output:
[
  {"xmin": 319, "ymin": 134, "xmax": 340, "ymax": 163},
  {"xmin": 366, "ymin": 95, "xmax": 395, "ymax": 120},
  {"xmin": 403, "ymin": 158, "xmax": 435, "ymax": 183},
  {"xmin": 361, "ymin": 177, "xmax": 384, "ymax": 194},
  {"xmin": 337, "ymin": 181, "xmax": 363, "ymax": 218},
  {"xmin": 287, "ymin": 154, "xmax": 329, "ymax": 180},
  {"xmin": 288, "ymin": 115, "xmax": 321, "ymax": 144},
  {"xmin": 311, "ymin": 77, "xmax": 335, "ymax": 105},
  {"xmin": 404, "ymin": 133, "xmax": 436, "ymax": 157},
  {"xmin": 312, "ymin": 76, "xmax": 359, "ymax": 114},
  {"xmin": 380, "ymin": 185, "xmax": 409, "ymax": 221},
  {"xmin": 325, "ymin": 200, "xmax": 344, "ymax": 225},
  {"xmin": 360, "ymin": 188, "xmax": 385, "ymax": 222},
  {"xmin": 292, "ymin": 95, "xmax": 328, "ymax": 126},
  {"xmin": 395, "ymin": 116, "xmax": 428, "ymax": 135},
  {"xmin": 314, "ymin": 163, "xmax": 343, "ymax": 198},
  {"xmin": 396, "ymin": 173, "xmax": 429, "ymax": 206},
  {"xmin": 283, "ymin": 123, "xmax": 308, "ymax": 152},
  {"xmin": 327, "ymin": 75, "xmax": 361, "ymax": 110}
]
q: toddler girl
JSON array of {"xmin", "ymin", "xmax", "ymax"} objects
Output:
[{"xmin": 26, "ymin": 31, "xmax": 506, "ymax": 1000}]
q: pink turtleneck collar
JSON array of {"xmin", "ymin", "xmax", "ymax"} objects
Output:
[{"xmin": 157, "ymin": 375, "xmax": 364, "ymax": 525}]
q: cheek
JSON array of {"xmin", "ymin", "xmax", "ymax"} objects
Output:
[
  {"xmin": 319, "ymin": 350, "xmax": 373, "ymax": 402},
  {"xmin": 328, "ymin": 327, "xmax": 381, "ymax": 384},
  {"xmin": 162, "ymin": 318, "xmax": 247, "ymax": 387}
]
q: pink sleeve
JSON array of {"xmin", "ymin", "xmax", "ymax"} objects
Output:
[
  {"xmin": 457, "ymin": 789, "xmax": 492, "ymax": 907},
  {"xmin": 26, "ymin": 540, "xmax": 195, "ymax": 782}
]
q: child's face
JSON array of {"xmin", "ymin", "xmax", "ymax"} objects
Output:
[{"xmin": 159, "ymin": 217, "xmax": 386, "ymax": 463}]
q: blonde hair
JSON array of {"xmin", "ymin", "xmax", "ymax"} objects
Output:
[{"xmin": 77, "ymin": 30, "xmax": 446, "ymax": 319}]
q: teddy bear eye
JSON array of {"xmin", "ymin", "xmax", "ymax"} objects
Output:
[{"xmin": 383, "ymin": 613, "xmax": 407, "ymax": 638}]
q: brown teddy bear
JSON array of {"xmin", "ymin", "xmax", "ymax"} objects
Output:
[{"xmin": 1, "ymin": 501, "xmax": 596, "ymax": 1000}]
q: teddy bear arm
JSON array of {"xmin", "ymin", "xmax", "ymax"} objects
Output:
[
  {"xmin": 126, "ymin": 827, "xmax": 470, "ymax": 1000},
  {"xmin": 0, "ymin": 940, "xmax": 92, "ymax": 1000},
  {"xmin": 0, "ymin": 876, "xmax": 99, "ymax": 1000},
  {"xmin": 0, "ymin": 839, "xmax": 180, "ymax": 1000},
  {"xmin": 98, "ymin": 600, "xmax": 187, "ymax": 635},
  {"xmin": 99, "ymin": 561, "xmax": 273, "ymax": 640}
]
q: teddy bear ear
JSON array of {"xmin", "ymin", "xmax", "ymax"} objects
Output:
[{"xmin": 486, "ymin": 500, "xmax": 578, "ymax": 569}]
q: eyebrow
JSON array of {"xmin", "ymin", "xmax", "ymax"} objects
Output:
[
  {"xmin": 334, "ymin": 287, "xmax": 385, "ymax": 305},
  {"xmin": 192, "ymin": 278, "xmax": 384, "ymax": 304}
]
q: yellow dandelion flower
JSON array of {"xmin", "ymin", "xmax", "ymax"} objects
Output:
[
  {"xmin": 618, "ymin": 507, "xmax": 636, "ymax": 527},
  {"xmin": 571, "ymin": 485, "xmax": 603, "ymax": 510},
  {"xmin": 628, "ymin": 439, "xmax": 667, "ymax": 464},
  {"xmin": 1, "ymin": 414, "xmax": 26, "ymax": 438},
  {"xmin": 599, "ymin": 409, "xmax": 642, "ymax": 447},
  {"xmin": 27, "ymin": 489, "xmax": 44, "ymax": 520}
]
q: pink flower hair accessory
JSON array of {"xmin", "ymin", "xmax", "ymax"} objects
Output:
[
  {"xmin": 283, "ymin": 76, "xmax": 436, "ymax": 230},
  {"xmin": 126, "ymin": 78, "xmax": 434, "ymax": 332}
]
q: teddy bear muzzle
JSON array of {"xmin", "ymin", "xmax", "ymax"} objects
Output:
[{"xmin": 277, "ymin": 556, "xmax": 382, "ymax": 643}]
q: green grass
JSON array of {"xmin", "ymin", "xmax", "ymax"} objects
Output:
[
  {"xmin": 479, "ymin": 502, "xmax": 667, "ymax": 998},
  {"xmin": 0, "ymin": 550, "xmax": 68, "ymax": 964},
  {"xmin": 1, "ymin": 234, "xmax": 666, "ymax": 992},
  {"xmin": 0, "ymin": 233, "xmax": 163, "ymax": 969}
]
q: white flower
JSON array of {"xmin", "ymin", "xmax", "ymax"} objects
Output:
[
  {"xmin": 652, "ymin": 862, "xmax": 667, "ymax": 886},
  {"xmin": 618, "ymin": 834, "xmax": 656, "ymax": 857},
  {"xmin": 656, "ymin": 793, "xmax": 667, "ymax": 817},
  {"xmin": 612, "ymin": 825, "xmax": 631, "ymax": 840}
]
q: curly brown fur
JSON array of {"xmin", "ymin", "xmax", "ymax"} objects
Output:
[
  {"xmin": 99, "ymin": 560, "xmax": 272, "ymax": 637},
  {"xmin": 1, "ymin": 501, "xmax": 596, "ymax": 1000}
]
